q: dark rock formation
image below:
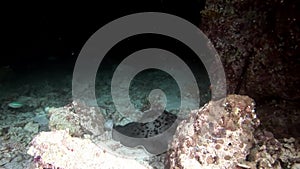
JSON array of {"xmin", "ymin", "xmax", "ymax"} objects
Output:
[{"xmin": 200, "ymin": 0, "xmax": 300, "ymax": 138}]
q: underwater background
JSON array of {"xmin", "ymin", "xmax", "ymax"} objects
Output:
[{"xmin": 0, "ymin": 0, "xmax": 299, "ymax": 168}]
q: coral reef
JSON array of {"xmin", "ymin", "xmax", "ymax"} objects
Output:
[
  {"xmin": 166, "ymin": 95, "xmax": 259, "ymax": 168},
  {"xmin": 250, "ymin": 130, "xmax": 300, "ymax": 168},
  {"xmin": 48, "ymin": 100, "xmax": 105, "ymax": 137},
  {"xmin": 23, "ymin": 95, "xmax": 300, "ymax": 168},
  {"xmin": 165, "ymin": 95, "xmax": 299, "ymax": 168},
  {"xmin": 200, "ymin": 0, "xmax": 300, "ymax": 145},
  {"xmin": 27, "ymin": 130, "xmax": 151, "ymax": 169}
]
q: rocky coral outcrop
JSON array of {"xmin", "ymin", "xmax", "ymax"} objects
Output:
[
  {"xmin": 48, "ymin": 100, "xmax": 105, "ymax": 137},
  {"xmin": 24, "ymin": 95, "xmax": 299, "ymax": 168},
  {"xmin": 166, "ymin": 95, "xmax": 259, "ymax": 168},
  {"xmin": 27, "ymin": 130, "xmax": 151, "ymax": 169},
  {"xmin": 165, "ymin": 95, "xmax": 300, "ymax": 168},
  {"xmin": 200, "ymin": 0, "xmax": 300, "ymax": 139},
  {"xmin": 250, "ymin": 130, "xmax": 300, "ymax": 168}
]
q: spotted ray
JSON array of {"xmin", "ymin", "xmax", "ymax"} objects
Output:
[{"xmin": 112, "ymin": 110, "xmax": 180, "ymax": 154}]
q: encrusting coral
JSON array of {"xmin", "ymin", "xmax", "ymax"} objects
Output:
[
  {"xmin": 165, "ymin": 95, "xmax": 299, "ymax": 168},
  {"xmin": 48, "ymin": 100, "xmax": 105, "ymax": 137},
  {"xmin": 27, "ymin": 130, "xmax": 151, "ymax": 169}
]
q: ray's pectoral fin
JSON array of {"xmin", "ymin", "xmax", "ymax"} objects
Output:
[{"xmin": 112, "ymin": 110, "xmax": 180, "ymax": 154}]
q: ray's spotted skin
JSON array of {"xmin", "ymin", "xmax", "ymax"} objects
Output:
[
  {"xmin": 112, "ymin": 110, "xmax": 179, "ymax": 154},
  {"xmin": 113, "ymin": 110, "xmax": 177, "ymax": 138}
]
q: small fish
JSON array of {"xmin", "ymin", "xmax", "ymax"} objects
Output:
[{"xmin": 8, "ymin": 102, "xmax": 23, "ymax": 108}]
